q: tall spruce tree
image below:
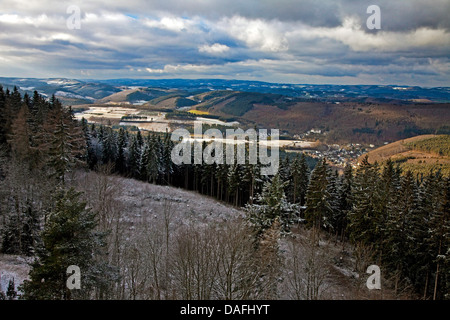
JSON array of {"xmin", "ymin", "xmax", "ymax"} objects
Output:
[
  {"xmin": 146, "ymin": 133, "xmax": 162, "ymax": 184},
  {"xmin": 347, "ymin": 156, "xmax": 383, "ymax": 249},
  {"xmin": 289, "ymin": 153, "xmax": 310, "ymax": 206},
  {"xmin": 20, "ymin": 188, "xmax": 108, "ymax": 300},
  {"xmin": 245, "ymin": 173, "xmax": 298, "ymax": 236},
  {"xmin": 336, "ymin": 164, "xmax": 353, "ymax": 240},
  {"xmin": 162, "ymin": 131, "xmax": 174, "ymax": 185},
  {"xmin": 326, "ymin": 169, "xmax": 341, "ymax": 235},
  {"xmin": 127, "ymin": 135, "xmax": 141, "ymax": 179},
  {"xmin": 383, "ymin": 170, "xmax": 418, "ymax": 287},
  {"xmin": 305, "ymin": 158, "xmax": 331, "ymax": 230},
  {"xmin": 426, "ymin": 174, "xmax": 450, "ymax": 300},
  {"xmin": 410, "ymin": 172, "xmax": 437, "ymax": 298},
  {"xmin": 42, "ymin": 102, "xmax": 85, "ymax": 186},
  {"xmin": 115, "ymin": 127, "xmax": 127, "ymax": 174}
]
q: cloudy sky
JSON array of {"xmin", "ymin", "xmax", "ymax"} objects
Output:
[{"xmin": 0, "ymin": 0, "xmax": 449, "ymax": 86}]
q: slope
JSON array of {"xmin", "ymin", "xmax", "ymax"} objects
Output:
[{"xmin": 360, "ymin": 134, "xmax": 450, "ymax": 176}]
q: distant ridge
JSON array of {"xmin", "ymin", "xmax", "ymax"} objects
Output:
[{"xmin": 1, "ymin": 77, "xmax": 449, "ymax": 104}]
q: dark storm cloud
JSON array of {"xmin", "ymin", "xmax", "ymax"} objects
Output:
[
  {"xmin": 120, "ymin": 0, "xmax": 450, "ymax": 31},
  {"xmin": 0, "ymin": 0, "xmax": 448, "ymax": 85}
]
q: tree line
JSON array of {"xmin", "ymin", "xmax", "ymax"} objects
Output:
[{"xmin": 0, "ymin": 87, "xmax": 448, "ymax": 299}]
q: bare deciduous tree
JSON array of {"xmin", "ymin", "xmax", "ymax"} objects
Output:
[{"xmin": 283, "ymin": 227, "xmax": 330, "ymax": 300}]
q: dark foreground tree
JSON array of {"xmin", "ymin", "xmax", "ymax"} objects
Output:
[{"xmin": 20, "ymin": 188, "xmax": 109, "ymax": 300}]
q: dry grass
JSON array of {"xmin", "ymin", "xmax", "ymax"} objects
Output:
[
  {"xmin": 362, "ymin": 135, "xmax": 438, "ymax": 163},
  {"xmin": 360, "ymin": 134, "xmax": 450, "ymax": 176},
  {"xmin": 97, "ymin": 89, "xmax": 140, "ymax": 103},
  {"xmin": 188, "ymin": 109, "xmax": 210, "ymax": 115}
]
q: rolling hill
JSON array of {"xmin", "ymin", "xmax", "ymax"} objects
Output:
[
  {"xmin": 0, "ymin": 77, "xmax": 120, "ymax": 105},
  {"xmin": 239, "ymin": 101, "xmax": 450, "ymax": 144},
  {"xmin": 97, "ymin": 87, "xmax": 170, "ymax": 105},
  {"xmin": 359, "ymin": 134, "xmax": 450, "ymax": 176},
  {"xmin": 1, "ymin": 77, "xmax": 449, "ymax": 145}
]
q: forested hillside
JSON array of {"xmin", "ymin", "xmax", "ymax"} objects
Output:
[
  {"xmin": 0, "ymin": 87, "xmax": 448, "ymax": 300},
  {"xmin": 361, "ymin": 134, "xmax": 450, "ymax": 177}
]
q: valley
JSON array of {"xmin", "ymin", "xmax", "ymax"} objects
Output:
[
  {"xmin": 0, "ymin": 78, "xmax": 449, "ymax": 301},
  {"xmin": 2, "ymin": 77, "xmax": 448, "ymax": 146},
  {"xmin": 3, "ymin": 76, "xmax": 447, "ymax": 170},
  {"xmin": 2, "ymin": 0, "xmax": 449, "ymax": 306}
]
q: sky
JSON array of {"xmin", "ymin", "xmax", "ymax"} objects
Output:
[{"xmin": 0, "ymin": 0, "xmax": 449, "ymax": 86}]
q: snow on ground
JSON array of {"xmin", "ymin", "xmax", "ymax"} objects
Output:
[
  {"xmin": 1, "ymin": 172, "xmax": 415, "ymax": 300},
  {"xmin": 76, "ymin": 172, "xmax": 245, "ymax": 227},
  {"xmin": 55, "ymin": 91, "xmax": 96, "ymax": 101},
  {"xmin": 0, "ymin": 254, "xmax": 32, "ymax": 295}
]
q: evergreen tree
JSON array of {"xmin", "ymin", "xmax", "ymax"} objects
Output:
[
  {"xmin": 336, "ymin": 164, "xmax": 353, "ymax": 240},
  {"xmin": 20, "ymin": 203, "xmax": 41, "ymax": 256},
  {"xmin": 81, "ymin": 118, "xmax": 98, "ymax": 170},
  {"xmin": 384, "ymin": 170, "xmax": 418, "ymax": 286},
  {"xmin": 326, "ymin": 169, "xmax": 341, "ymax": 234},
  {"xmin": 136, "ymin": 130, "xmax": 143, "ymax": 150},
  {"xmin": 215, "ymin": 163, "xmax": 229, "ymax": 201},
  {"xmin": 426, "ymin": 174, "xmax": 450, "ymax": 300},
  {"xmin": 20, "ymin": 188, "xmax": 109, "ymax": 300},
  {"xmin": 6, "ymin": 278, "xmax": 17, "ymax": 300},
  {"xmin": 23, "ymin": 93, "xmax": 32, "ymax": 110},
  {"xmin": 10, "ymin": 86, "xmax": 22, "ymax": 113},
  {"xmin": 279, "ymin": 156, "xmax": 291, "ymax": 197},
  {"xmin": 139, "ymin": 140, "xmax": 150, "ymax": 181},
  {"xmin": 378, "ymin": 159, "xmax": 401, "ymax": 244},
  {"xmin": 227, "ymin": 163, "xmax": 242, "ymax": 206},
  {"xmin": 115, "ymin": 127, "xmax": 127, "ymax": 174},
  {"xmin": 146, "ymin": 133, "xmax": 162, "ymax": 184},
  {"xmin": 31, "ymin": 90, "xmax": 48, "ymax": 130},
  {"xmin": 305, "ymin": 158, "xmax": 331, "ymax": 230},
  {"xmin": 161, "ymin": 131, "xmax": 174, "ymax": 185},
  {"xmin": 1, "ymin": 214, "xmax": 22, "ymax": 254},
  {"xmin": 245, "ymin": 174, "xmax": 298, "ymax": 236},
  {"xmin": 42, "ymin": 103, "xmax": 85, "ymax": 185},
  {"xmin": 289, "ymin": 153, "xmax": 310, "ymax": 206},
  {"xmin": 101, "ymin": 127, "xmax": 117, "ymax": 166},
  {"xmin": 409, "ymin": 172, "xmax": 437, "ymax": 298},
  {"xmin": 347, "ymin": 156, "xmax": 383, "ymax": 249},
  {"xmin": 1, "ymin": 202, "xmax": 40, "ymax": 256},
  {"xmin": 127, "ymin": 135, "xmax": 141, "ymax": 179},
  {"xmin": 242, "ymin": 160, "xmax": 263, "ymax": 205}
]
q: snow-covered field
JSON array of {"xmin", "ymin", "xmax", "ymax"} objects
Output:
[
  {"xmin": 74, "ymin": 171, "xmax": 245, "ymax": 229},
  {"xmin": 73, "ymin": 106, "xmax": 241, "ymax": 133},
  {"xmin": 74, "ymin": 106, "xmax": 141, "ymax": 120}
]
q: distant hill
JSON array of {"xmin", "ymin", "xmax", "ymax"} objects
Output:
[
  {"xmin": 0, "ymin": 77, "xmax": 120, "ymax": 105},
  {"xmin": 238, "ymin": 101, "xmax": 450, "ymax": 144},
  {"xmin": 360, "ymin": 134, "xmax": 450, "ymax": 176},
  {"xmin": 4, "ymin": 77, "xmax": 449, "ymax": 105},
  {"xmin": 2, "ymin": 77, "xmax": 449, "ymax": 144},
  {"xmin": 98, "ymin": 87, "xmax": 170, "ymax": 105},
  {"xmin": 96, "ymin": 78, "xmax": 450, "ymax": 103}
]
